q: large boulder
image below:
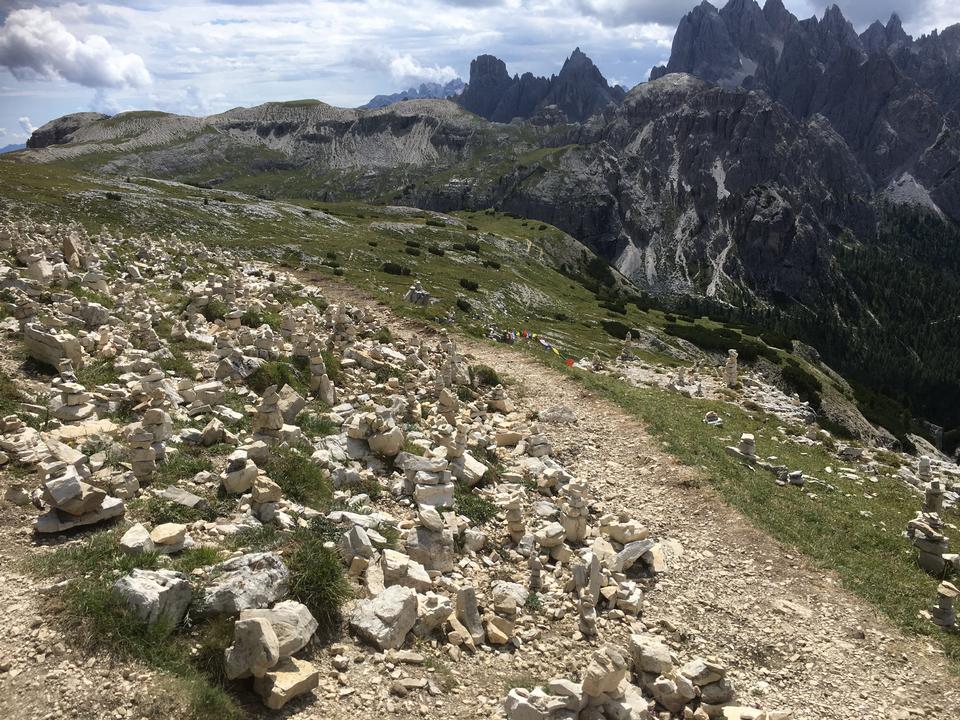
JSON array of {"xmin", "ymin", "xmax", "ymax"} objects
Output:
[
  {"xmin": 224, "ymin": 617, "xmax": 281, "ymax": 680},
  {"xmin": 112, "ymin": 569, "xmax": 192, "ymax": 627},
  {"xmin": 241, "ymin": 601, "xmax": 318, "ymax": 657},
  {"xmin": 253, "ymin": 656, "xmax": 320, "ymax": 710},
  {"xmin": 199, "ymin": 552, "xmax": 289, "ymax": 616},
  {"xmin": 349, "ymin": 585, "xmax": 417, "ymax": 650}
]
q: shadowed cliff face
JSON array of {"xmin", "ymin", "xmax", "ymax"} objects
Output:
[
  {"xmin": 410, "ymin": 74, "xmax": 874, "ymax": 302},
  {"xmin": 651, "ymin": 0, "xmax": 960, "ymax": 220},
  {"xmin": 455, "ymin": 49, "xmax": 625, "ymax": 123}
]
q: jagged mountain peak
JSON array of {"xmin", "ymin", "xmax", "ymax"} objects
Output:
[{"xmin": 456, "ymin": 49, "xmax": 622, "ymax": 123}]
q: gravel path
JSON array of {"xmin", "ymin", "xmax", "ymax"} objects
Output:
[{"xmin": 2, "ymin": 281, "xmax": 958, "ymax": 720}]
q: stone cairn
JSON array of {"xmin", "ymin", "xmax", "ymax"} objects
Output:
[
  {"xmin": 0, "ymin": 219, "xmax": 800, "ymax": 715},
  {"xmin": 252, "ymin": 385, "xmax": 284, "ymax": 443},
  {"xmin": 906, "ymin": 477, "xmax": 960, "ymax": 576},
  {"xmin": 926, "ymin": 581, "xmax": 958, "ymax": 630},
  {"xmin": 619, "ymin": 331, "xmax": 634, "ymax": 361},
  {"xmin": 724, "ymin": 348, "xmax": 739, "ymax": 387},
  {"xmin": 51, "ymin": 376, "xmax": 96, "ymax": 423},
  {"xmin": 559, "ymin": 479, "xmax": 589, "ymax": 544},
  {"xmin": 402, "ymin": 279, "xmax": 431, "ymax": 305},
  {"xmin": 502, "ymin": 488, "xmax": 526, "ymax": 544}
]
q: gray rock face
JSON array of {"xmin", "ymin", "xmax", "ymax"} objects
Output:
[
  {"xmin": 18, "ymin": 15, "xmax": 960, "ymax": 309},
  {"xmin": 456, "ymin": 48, "xmax": 623, "ymax": 123},
  {"xmin": 650, "ymin": 1, "xmax": 960, "ymax": 222},
  {"xmin": 27, "ymin": 112, "xmax": 109, "ymax": 149},
  {"xmin": 349, "ymin": 585, "xmax": 418, "ymax": 650},
  {"xmin": 200, "ymin": 552, "xmax": 290, "ymax": 616},
  {"xmin": 112, "ymin": 569, "xmax": 192, "ymax": 627}
]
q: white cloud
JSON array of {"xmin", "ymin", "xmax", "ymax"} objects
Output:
[
  {"xmin": 0, "ymin": 8, "xmax": 151, "ymax": 89},
  {"xmin": 389, "ymin": 54, "xmax": 459, "ymax": 84},
  {"xmin": 573, "ymin": 0, "xmax": 688, "ymax": 27},
  {"xmin": 18, "ymin": 115, "xmax": 33, "ymax": 134}
]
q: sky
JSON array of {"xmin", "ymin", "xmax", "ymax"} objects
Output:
[{"xmin": 1, "ymin": 0, "xmax": 959, "ymax": 148}]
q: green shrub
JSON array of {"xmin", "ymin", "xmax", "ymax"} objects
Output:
[
  {"xmin": 159, "ymin": 349, "xmax": 196, "ymax": 379},
  {"xmin": 454, "ymin": 484, "xmax": 498, "ymax": 525},
  {"xmin": 781, "ymin": 360, "xmax": 823, "ymax": 410},
  {"xmin": 286, "ymin": 521, "xmax": 351, "ymax": 632},
  {"xmin": 464, "ymin": 241, "xmax": 481, "ymax": 253},
  {"xmin": 456, "ymin": 298, "xmax": 472, "ymax": 313},
  {"xmin": 601, "ymin": 319, "xmax": 634, "ymax": 340},
  {"xmin": 72, "ymin": 359, "xmax": 117, "ymax": 389},
  {"xmin": 470, "ymin": 364, "xmax": 501, "ymax": 388},
  {"xmin": 405, "ymin": 239, "xmax": 421, "ymax": 248},
  {"xmin": 266, "ymin": 448, "xmax": 332, "ymax": 508},
  {"xmin": 245, "ymin": 360, "xmax": 306, "ymax": 394},
  {"xmin": 428, "ymin": 245, "xmax": 445, "ymax": 256},
  {"xmin": 600, "ymin": 300, "xmax": 627, "ymax": 315},
  {"xmin": 663, "ymin": 323, "xmax": 778, "ymax": 363},
  {"xmin": 320, "ymin": 350, "xmax": 341, "ymax": 383},
  {"xmin": 459, "ymin": 278, "xmax": 479, "ymax": 292},
  {"xmin": 405, "ymin": 247, "xmax": 421, "ymax": 256},
  {"xmin": 483, "ymin": 260, "xmax": 501, "ymax": 270},
  {"xmin": 466, "ymin": 224, "xmax": 478, "ymax": 231},
  {"xmin": 425, "ymin": 218, "xmax": 445, "ymax": 227},
  {"xmin": 382, "ymin": 262, "xmax": 410, "ymax": 276},
  {"xmin": 201, "ymin": 299, "xmax": 228, "ymax": 323},
  {"xmin": 760, "ymin": 331, "xmax": 793, "ymax": 351}
]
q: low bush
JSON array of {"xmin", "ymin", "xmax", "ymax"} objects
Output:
[
  {"xmin": 456, "ymin": 298, "xmax": 472, "ymax": 313},
  {"xmin": 425, "ymin": 218, "xmax": 445, "ymax": 227},
  {"xmin": 663, "ymin": 323, "xmax": 778, "ymax": 363},
  {"xmin": 286, "ymin": 519, "xmax": 352, "ymax": 632},
  {"xmin": 382, "ymin": 262, "xmax": 410, "ymax": 276},
  {"xmin": 428, "ymin": 245, "xmax": 445, "ymax": 256},
  {"xmin": 201, "ymin": 299, "xmax": 228, "ymax": 323},
  {"xmin": 483, "ymin": 260, "xmax": 501, "ymax": 270},
  {"xmin": 245, "ymin": 360, "xmax": 307, "ymax": 394},
  {"xmin": 454, "ymin": 484, "xmax": 498, "ymax": 525},
  {"xmin": 459, "ymin": 278, "xmax": 479, "ymax": 292},
  {"xmin": 265, "ymin": 447, "xmax": 332, "ymax": 508},
  {"xmin": 470, "ymin": 364, "xmax": 501, "ymax": 388},
  {"xmin": 781, "ymin": 360, "xmax": 823, "ymax": 410},
  {"xmin": 601, "ymin": 319, "xmax": 635, "ymax": 340},
  {"xmin": 405, "ymin": 247, "xmax": 421, "ymax": 256}
]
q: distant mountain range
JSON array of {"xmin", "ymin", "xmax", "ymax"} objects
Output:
[
  {"xmin": 0, "ymin": 143, "xmax": 24, "ymax": 154},
  {"xmin": 360, "ymin": 79, "xmax": 465, "ymax": 109}
]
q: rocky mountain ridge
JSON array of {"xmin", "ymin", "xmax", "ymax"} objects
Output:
[
  {"xmin": 360, "ymin": 78, "xmax": 465, "ymax": 110},
  {"xmin": 650, "ymin": 0, "xmax": 960, "ymax": 218},
  {"xmin": 455, "ymin": 48, "xmax": 626, "ymax": 123}
]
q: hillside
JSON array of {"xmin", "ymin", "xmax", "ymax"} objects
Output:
[
  {"xmin": 12, "ymin": 57, "xmax": 960, "ymax": 451},
  {"xmin": 2, "ymin": 164, "xmax": 960, "ymax": 720}
]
